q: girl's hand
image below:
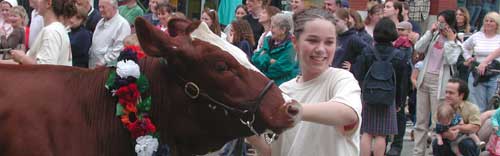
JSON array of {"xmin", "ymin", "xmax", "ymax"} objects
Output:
[
  {"xmin": 10, "ymin": 49, "xmax": 25, "ymax": 63},
  {"xmin": 478, "ymin": 61, "xmax": 488, "ymax": 76},
  {"xmin": 342, "ymin": 61, "xmax": 351, "ymax": 70}
]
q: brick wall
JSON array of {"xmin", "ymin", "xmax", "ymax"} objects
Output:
[
  {"xmin": 349, "ymin": 0, "xmax": 458, "ymax": 15},
  {"xmin": 350, "ymin": 0, "xmax": 369, "ymax": 11}
]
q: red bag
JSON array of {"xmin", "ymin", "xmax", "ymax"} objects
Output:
[{"xmin": 487, "ymin": 134, "xmax": 500, "ymax": 156}]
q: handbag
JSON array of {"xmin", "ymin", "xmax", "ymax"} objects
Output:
[{"xmin": 471, "ymin": 60, "xmax": 500, "ymax": 86}]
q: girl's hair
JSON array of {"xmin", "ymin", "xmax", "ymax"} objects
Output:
[
  {"xmin": 124, "ymin": 34, "xmax": 139, "ymax": 46},
  {"xmin": 457, "ymin": 7, "xmax": 471, "ymax": 33},
  {"xmin": 202, "ymin": 8, "xmax": 221, "ymax": 36},
  {"xmin": 483, "ymin": 12, "xmax": 500, "ymax": 34},
  {"xmin": 170, "ymin": 12, "xmax": 186, "ymax": 19},
  {"xmin": 73, "ymin": 6, "xmax": 88, "ymax": 26},
  {"xmin": 293, "ymin": 8, "xmax": 336, "ymax": 39},
  {"xmin": 235, "ymin": 4, "xmax": 248, "ymax": 15},
  {"xmin": 384, "ymin": 0, "xmax": 403, "ymax": 22},
  {"xmin": 264, "ymin": 5, "xmax": 281, "ymax": 19},
  {"xmin": 365, "ymin": 4, "xmax": 383, "ymax": 25},
  {"xmin": 439, "ymin": 10, "xmax": 457, "ymax": 33},
  {"xmin": 349, "ymin": 9, "xmax": 365, "ymax": 30},
  {"xmin": 156, "ymin": 2, "xmax": 175, "ymax": 14},
  {"xmin": 335, "ymin": 8, "xmax": 351, "ymax": 27},
  {"xmin": 437, "ymin": 104, "xmax": 455, "ymax": 124},
  {"xmin": 52, "ymin": 0, "xmax": 77, "ymax": 18},
  {"xmin": 230, "ymin": 19, "xmax": 255, "ymax": 47},
  {"xmin": 374, "ymin": 17, "xmax": 398, "ymax": 43},
  {"xmin": 9, "ymin": 6, "xmax": 28, "ymax": 26}
]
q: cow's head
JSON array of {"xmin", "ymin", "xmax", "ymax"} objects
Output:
[{"xmin": 135, "ymin": 17, "xmax": 300, "ymax": 144}]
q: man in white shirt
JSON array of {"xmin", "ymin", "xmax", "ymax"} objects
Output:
[{"xmin": 89, "ymin": 0, "xmax": 130, "ymax": 68}]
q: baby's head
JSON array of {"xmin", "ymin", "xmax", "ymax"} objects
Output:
[
  {"xmin": 124, "ymin": 34, "xmax": 139, "ymax": 47},
  {"xmin": 396, "ymin": 21, "xmax": 412, "ymax": 36},
  {"xmin": 437, "ymin": 103, "xmax": 455, "ymax": 126}
]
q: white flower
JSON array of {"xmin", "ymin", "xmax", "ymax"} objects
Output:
[
  {"xmin": 135, "ymin": 135, "xmax": 159, "ymax": 156},
  {"xmin": 116, "ymin": 60, "xmax": 140, "ymax": 79}
]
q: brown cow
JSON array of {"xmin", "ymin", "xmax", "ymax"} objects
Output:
[{"xmin": 0, "ymin": 18, "xmax": 300, "ymax": 156}]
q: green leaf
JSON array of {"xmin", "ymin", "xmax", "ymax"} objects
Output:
[
  {"xmin": 138, "ymin": 96, "xmax": 152, "ymax": 112},
  {"xmin": 116, "ymin": 103, "xmax": 124, "ymax": 116},
  {"xmin": 136, "ymin": 74, "xmax": 149, "ymax": 93},
  {"xmin": 105, "ymin": 70, "xmax": 117, "ymax": 90}
]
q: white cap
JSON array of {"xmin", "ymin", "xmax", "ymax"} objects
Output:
[{"xmin": 2, "ymin": 0, "xmax": 18, "ymax": 7}]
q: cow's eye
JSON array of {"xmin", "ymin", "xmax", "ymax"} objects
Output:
[{"xmin": 215, "ymin": 62, "xmax": 228, "ymax": 72}]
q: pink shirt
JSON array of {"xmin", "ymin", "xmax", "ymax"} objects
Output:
[{"xmin": 426, "ymin": 36, "xmax": 446, "ymax": 74}]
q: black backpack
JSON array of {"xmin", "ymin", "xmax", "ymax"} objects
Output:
[{"xmin": 362, "ymin": 47, "xmax": 398, "ymax": 108}]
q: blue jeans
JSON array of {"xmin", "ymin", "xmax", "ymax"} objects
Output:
[
  {"xmin": 468, "ymin": 5, "xmax": 483, "ymax": 29},
  {"xmin": 432, "ymin": 137, "xmax": 479, "ymax": 156},
  {"xmin": 468, "ymin": 74, "xmax": 499, "ymax": 112}
]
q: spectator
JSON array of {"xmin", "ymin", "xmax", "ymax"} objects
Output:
[
  {"xmin": 467, "ymin": 0, "xmax": 482, "ymax": 30},
  {"xmin": 271, "ymin": 8, "xmax": 361, "ymax": 156},
  {"xmin": 244, "ymin": 0, "xmax": 268, "ymax": 48},
  {"xmin": 412, "ymin": 10, "xmax": 462, "ymax": 156},
  {"xmin": 357, "ymin": 17, "xmax": 406, "ymax": 156},
  {"xmin": 409, "ymin": 52, "xmax": 426, "ymax": 125},
  {"xmin": 401, "ymin": 2, "xmax": 421, "ymax": 35},
  {"xmin": 1, "ymin": 0, "xmax": 76, "ymax": 66},
  {"xmin": 332, "ymin": 8, "xmax": 367, "ymax": 72},
  {"xmin": 251, "ymin": 13, "xmax": 298, "ymax": 86},
  {"xmin": 155, "ymin": 2, "xmax": 173, "ymax": 33},
  {"xmin": 364, "ymin": 4, "xmax": 383, "ymax": 37},
  {"xmin": 383, "ymin": 1, "xmax": 403, "ymax": 25},
  {"xmin": 89, "ymin": 0, "xmax": 131, "ymax": 68},
  {"xmin": 223, "ymin": 5, "xmax": 248, "ymax": 40},
  {"xmin": 289, "ymin": 0, "xmax": 316, "ymax": 14},
  {"xmin": 432, "ymin": 78, "xmax": 481, "ymax": 156},
  {"xmin": 255, "ymin": 5, "xmax": 280, "ymax": 51},
  {"xmin": 68, "ymin": 6, "xmax": 92, "ymax": 68},
  {"xmin": 323, "ymin": 0, "xmax": 338, "ymax": 13},
  {"xmin": 455, "ymin": 7, "xmax": 475, "ymax": 84},
  {"xmin": 349, "ymin": 9, "xmax": 372, "ymax": 45},
  {"xmin": 118, "ymin": 0, "xmax": 144, "ymax": 26},
  {"xmin": 143, "ymin": 0, "xmax": 167, "ymax": 26},
  {"xmin": 28, "ymin": 0, "xmax": 44, "ymax": 49},
  {"xmin": 201, "ymin": 8, "xmax": 224, "ymax": 38},
  {"xmin": 488, "ymin": 106, "xmax": 500, "ymax": 155},
  {"xmin": 0, "ymin": 6, "xmax": 27, "ymax": 60},
  {"xmin": 228, "ymin": 19, "xmax": 255, "ymax": 59},
  {"xmin": 462, "ymin": 12, "xmax": 500, "ymax": 113},
  {"xmin": 75, "ymin": 0, "xmax": 102, "ymax": 32}
]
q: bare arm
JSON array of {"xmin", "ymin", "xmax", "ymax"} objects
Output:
[
  {"xmin": 478, "ymin": 47, "xmax": 500, "ymax": 75},
  {"xmin": 456, "ymin": 124, "xmax": 480, "ymax": 134},
  {"xmin": 302, "ymin": 101, "xmax": 358, "ymax": 127}
]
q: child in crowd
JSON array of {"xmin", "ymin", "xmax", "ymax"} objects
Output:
[
  {"xmin": 435, "ymin": 104, "xmax": 483, "ymax": 155},
  {"xmin": 155, "ymin": 2, "xmax": 173, "ymax": 33},
  {"xmin": 0, "ymin": 6, "xmax": 26, "ymax": 60},
  {"xmin": 228, "ymin": 19, "xmax": 255, "ymax": 59},
  {"xmin": 488, "ymin": 106, "xmax": 500, "ymax": 155},
  {"xmin": 394, "ymin": 21, "xmax": 413, "ymax": 49}
]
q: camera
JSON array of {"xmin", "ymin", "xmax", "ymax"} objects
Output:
[{"xmin": 438, "ymin": 23, "xmax": 446, "ymax": 30}]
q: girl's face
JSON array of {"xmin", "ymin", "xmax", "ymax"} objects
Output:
[
  {"xmin": 235, "ymin": 7, "xmax": 247, "ymax": 20},
  {"xmin": 369, "ymin": 10, "xmax": 383, "ymax": 25},
  {"xmin": 258, "ymin": 10, "xmax": 270, "ymax": 23},
  {"xmin": 8, "ymin": 13, "xmax": 22, "ymax": 27},
  {"xmin": 290, "ymin": 0, "xmax": 305, "ymax": 13},
  {"xmin": 383, "ymin": 1, "xmax": 397, "ymax": 18},
  {"xmin": 201, "ymin": 12, "xmax": 213, "ymax": 27},
  {"xmin": 157, "ymin": 9, "xmax": 170, "ymax": 25},
  {"xmin": 294, "ymin": 19, "xmax": 337, "ymax": 76},
  {"xmin": 148, "ymin": 0, "xmax": 160, "ymax": 14},
  {"xmin": 483, "ymin": 17, "xmax": 498, "ymax": 34},
  {"xmin": 69, "ymin": 16, "xmax": 84, "ymax": 28},
  {"xmin": 456, "ymin": 10, "xmax": 465, "ymax": 24},
  {"xmin": 1, "ymin": 3, "xmax": 11, "ymax": 20}
]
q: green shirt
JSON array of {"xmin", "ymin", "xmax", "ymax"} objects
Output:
[{"xmin": 118, "ymin": 3, "xmax": 144, "ymax": 25}]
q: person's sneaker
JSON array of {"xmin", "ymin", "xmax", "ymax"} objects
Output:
[
  {"xmin": 410, "ymin": 130, "xmax": 414, "ymax": 141},
  {"xmin": 478, "ymin": 141, "xmax": 486, "ymax": 150}
]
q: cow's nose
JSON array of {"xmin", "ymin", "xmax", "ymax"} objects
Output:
[{"xmin": 286, "ymin": 103, "xmax": 300, "ymax": 117}]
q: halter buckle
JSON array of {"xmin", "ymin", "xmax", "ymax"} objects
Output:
[{"xmin": 184, "ymin": 82, "xmax": 200, "ymax": 99}]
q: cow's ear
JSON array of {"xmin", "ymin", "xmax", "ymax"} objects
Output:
[{"xmin": 135, "ymin": 17, "xmax": 189, "ymax": 58}]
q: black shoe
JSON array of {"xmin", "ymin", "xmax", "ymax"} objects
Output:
[{"xmin": 386, "ymin": 147, "xmax": 401, "ymax": 156}]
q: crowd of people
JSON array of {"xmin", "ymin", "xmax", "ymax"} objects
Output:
[{"xmin": 2, "ymin": 0, "xmax": 500, "ymax": 156}]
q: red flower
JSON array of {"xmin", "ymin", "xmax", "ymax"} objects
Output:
[
  {"xmin": 125, "ymin": 45, "xmax": 145, "ymax": 59},
  {"xmin": 115, "ymin": 83, "xmax": 140, "ymax": 111},
  {"xmin": 127, "ymin": 117, "xmax": 157, "ymax": 138}
]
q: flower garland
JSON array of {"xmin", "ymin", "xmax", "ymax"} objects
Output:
[{"xmin": 105, "ymin": 46, "xmax": 159, "ymax": 156}]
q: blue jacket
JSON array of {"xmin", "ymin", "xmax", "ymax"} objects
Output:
[
  {"xmin": 69, "ymin": 26, "xmax": 92, "ymax": 68},
  {"xmin": 333, "ymin": 29, "xmax": 368, "ymax": 69}
]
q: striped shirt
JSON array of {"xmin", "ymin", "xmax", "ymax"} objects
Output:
[{"xmin": 462, "ymin": 31, "xmax": 500, "ymax": 63}]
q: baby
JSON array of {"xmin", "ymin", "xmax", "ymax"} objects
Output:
[
  {"xmin": 435, "ymin": 104, "xmax": 483, "ymax": 155},
  {"xmin": 393, "ymin": 21, "xmax": 413, "ymax": 49}
]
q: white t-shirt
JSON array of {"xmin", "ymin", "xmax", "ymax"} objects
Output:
[
  {"xmin": 273, "ymin": 68, "xmax": 362, "ymax": 156},
  {"xmin": 462, "ymin": 31, "xmax": 500, "ymax": 62},
  {"xmin": 27, "ymin": 22, "xmax": 71, "ymax": 66}
]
